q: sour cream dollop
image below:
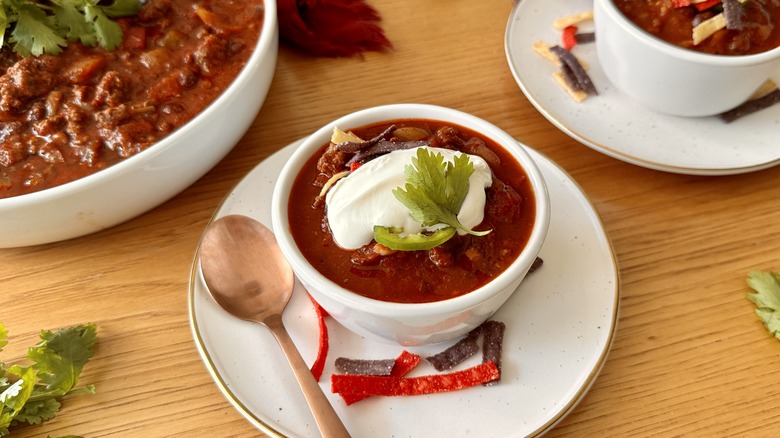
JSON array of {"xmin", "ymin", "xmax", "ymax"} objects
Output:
[{"xmin": 325, "ymin": 147, "xmax": 493, "ymax": 249}]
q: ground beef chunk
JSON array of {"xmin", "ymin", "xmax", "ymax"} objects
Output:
[
  {"xmin": 429, "ymin": 126, "xmax": 465, "ymax": 150},
  {"xmin": 486, "ymin": 178, "xmax": 524, "ymax": 223},
  {"xmin": 315, "ymin": 144, "xmax": 350, "ymax": 186},
  {"xmin": 92, "ymin": 71, "xmax": 127, "ymax": 108},
  {"xmin": 0, "ymin": 56, "xmax": 61, "ymax": 114}
]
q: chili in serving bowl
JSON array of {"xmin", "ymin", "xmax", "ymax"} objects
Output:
[
  {"xmin": 271, "ymin": 104, "xmax": 550, "ymax": 346},
  {"xmin": 594, "ymin": 0, "xmax": 780, "ymax": 116},
  {"xmin": 0, "ymin": 0, "xmax": 278, "ymax": 247}
]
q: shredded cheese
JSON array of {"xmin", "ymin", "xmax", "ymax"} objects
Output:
[
  {"xmin": 692, "ymin": 12, "xmax": 726, "ymax": 45},
  {"xmin": 318, "ymin": 170, "xmax": 350, "ymax": 198}
]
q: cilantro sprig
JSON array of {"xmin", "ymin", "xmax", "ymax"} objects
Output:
[
  {"xmin": 1, "ymin": 0, "xmax": 141, "ymax": 56},
  {"xmin": 746, "ymin": 271, "xmax": 780, "ymax": 341},
  {"xmin": 0, "ymin": 322, "xmax": 97, "ymax": 436},
  {"xmin": 373, "ymin": 148, "xmax": 491, "ymax": 251}
]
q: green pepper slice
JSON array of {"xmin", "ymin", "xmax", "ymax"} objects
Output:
[{"xmin": 373, "ymin": 225, "xmax": 456, "ymax": 251}]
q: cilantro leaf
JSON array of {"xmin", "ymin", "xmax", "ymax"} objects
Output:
[
  {"xmin": 746, "ymin": 271, "xmax": 780, "ymax": 340},
  {"xmin": 53, "ymin": 3, "xmax": 98, "ymax": 47},
  {"xmin": 392, "ymin": 148, "xmax": 491, "ymax": 237},
  {"xmin": 0, "ymin": 323, "xmax": 97, "ymax": 436},
  {"xmin": 28, "ymin": 323, "xmax": 96, "ymax": 394},
  {"xmin": 83, "ymin": 5, "xmax": 123, "ymax": 51},
  {"xmin": 1, "ymin": 0, "xmax": 140, "ymax": 56},
  {"xmin": 10, "ymin": 4, "xmax": 68, "ymax": 56}
]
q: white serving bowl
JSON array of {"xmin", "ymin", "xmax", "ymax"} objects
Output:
[
  {"xmin": 271, "ymin": 104, "xmax": 550, "ymax": 346},
  {"xmin": 595, "ymin": 0, "xmax": 780, "ymax": 117},
  {"xmin": 0, "ymin": 0, "xmax": 278, "ymax": 248}
]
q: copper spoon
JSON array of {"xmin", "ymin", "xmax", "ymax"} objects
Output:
[{"xmin": 199, "ymin": 214, "xmax": 351, "ymax": 438}]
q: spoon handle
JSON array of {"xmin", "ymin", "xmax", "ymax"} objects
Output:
[{"xmin": 266, "ymin": 315, "xmax": 352, "ymax": 438}]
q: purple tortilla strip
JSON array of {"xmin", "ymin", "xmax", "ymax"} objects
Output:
[
  {"xmin": 335, "ymin": 357, "xmax": 396, "ymax": 376},
  {"xmin": 425, "ymin": 327, "xmax": 482, "ymax": 371},
  {"xmin": 481, "ymin": 320, "xmax": 506, "ymax": 386},
  {"xmin": 575, "ymin": 32, "xmax": 596, "ymax": 44},
  {"xmin": 550, "ymin": 45, "xmax": 598, "ymax": 95},
  {"xmin": 720, "ymin": 89, "xmax": 780, "ymax": 123}
]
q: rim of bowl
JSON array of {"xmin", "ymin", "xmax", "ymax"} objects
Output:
[
  {"xmin": 0, "ymin": 0, "xmax": 278, "ymax": 208},
  {"xmin": 598, "ymin": 0, "xmax": 780, "ymax": 66},
  {"xmin": 271, "ymin": 103, "xmax": 551, "ymax": 318}
]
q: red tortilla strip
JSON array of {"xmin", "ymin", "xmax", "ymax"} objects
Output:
[
  {"xmin": 562, "ymin": 25, "xmax": 578, "ymax": 50},
  {"xmin": 339, "ymin": 350, "xmax": 422, "ymax": 405},
  {"xmin": 309, "ymin": 295, "xmax": 329, "ymax": 382},
  {"xmin": 332, "ymin": 361, "xmax": 499, "ymax": 405}
]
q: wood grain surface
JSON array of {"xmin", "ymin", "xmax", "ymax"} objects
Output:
[{"xmin": 3, "ymin": 1, "xmax": 780, "ymax": 437}]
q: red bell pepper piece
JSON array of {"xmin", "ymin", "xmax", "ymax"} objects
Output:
[
  {"xmin": 332, "ymin": 361, "xmax": 499, "ymax": 405},
  {"xmin": 693, "ymin": 0, "xmax": 721, "ymax": 11}
]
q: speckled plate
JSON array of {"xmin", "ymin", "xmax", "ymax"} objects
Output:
[
  {"xmin": 188, "ymin": 139, "xmax": 619, "ymax": 437},
  {"xmin": 505, "ymin": 0, "xmax": 780, "ymax": 175}
]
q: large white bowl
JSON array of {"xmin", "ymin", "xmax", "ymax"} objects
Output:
[
  {"xmin": 271, "ymin": 104, "xmax": 551, "ymax": 346},
  {"xmin": 595, "ymin": 0, "xmax": 780, "ymax": 117},
  {"xmin": 0, "ymin": 0, "xmax": 278, "ymax": 248}
]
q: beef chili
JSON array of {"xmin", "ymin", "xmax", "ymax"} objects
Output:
[
  {"xmin": 613, "ymin": 0, "xmax": 780, "ymax": 55},
  {"xmin": 288, "ymin": 120, "xmax": 536, "ymax": 304},
  {"xmin": 0, "ymin": 0, "xmax": 264, "ymax": 198}
]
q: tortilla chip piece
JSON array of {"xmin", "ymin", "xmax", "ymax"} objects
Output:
[
  {"xmin": 553, "ymin": 71, "xmax": 589, "ymax": 102},
  {"xmin": 692, "ymin": 12, "xmax": 726, "ymax": 45},
  {"xmin": 750, "ymin": 79, "xmax": 778, "ymax": 100},
  {"xmin": 533, "ymin": 40, "xmax": 589, "ymax": 69},
  {"xmin": 553, "ymin": 11, "xmax": 594, "ymax": 30}
]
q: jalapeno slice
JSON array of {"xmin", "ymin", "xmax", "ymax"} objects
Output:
[{"xmin": 373, "ymin": 226, "xmax": 456, "ymax": 251}]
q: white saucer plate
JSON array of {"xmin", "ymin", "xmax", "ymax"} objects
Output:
[
  {"xmin": 505, "ymin": 0, "xmax": 780, "ymax": 175},
  {"xmin": 188, "ymin": 140, "xmax": 620, "ymax": 437}
]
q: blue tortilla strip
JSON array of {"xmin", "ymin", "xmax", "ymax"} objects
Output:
[
  {"xmin": 550, "ymin": 45, "xmax": 598, "ymax": 95},
  {"xmin": 720, "ymin": 89, "xmax": 780, "ymax": 123},
  {"xmin": 481, "ymin": 320, "xmax": 506, "ymax": 386},
  {"xmin": 335, "ymin": 357, "xmax": 396, "ymax": 376},
  {"xmin": 425, "ymin": 326, "xmax": 482, "ymax": 371}
]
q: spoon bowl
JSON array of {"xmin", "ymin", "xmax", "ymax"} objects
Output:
[{"xmin": 199, "ymin": 214, "xmax": 351, "ymax": 438}]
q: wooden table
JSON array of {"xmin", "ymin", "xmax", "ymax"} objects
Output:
[{"xmin": 4, "ymin": 1, "xmax": 780, "ymax": 436}]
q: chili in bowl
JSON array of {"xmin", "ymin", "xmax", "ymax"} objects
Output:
[
  {"xmin": 271, "ymin": 104, "xmax": 550, "ymax": 346},
  {"xmin": 594, "ymin": 0, "xmax": 780, "ymax": 116},
  {"xmin": 0, "ymin": 0, "xmax": 278, "ymax": 247}
]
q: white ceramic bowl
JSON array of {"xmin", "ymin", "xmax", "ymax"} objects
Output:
[
  {"xmin": 271, "ymin": 104, "xmax": 550, "ymax": 346},
  {"xmin": 595, "ymin": 0, "xmax": 780, "ymax": 117},
  {"xmin": 0, "ymin": 0, "xmax": 278, "ymax": 248}
]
